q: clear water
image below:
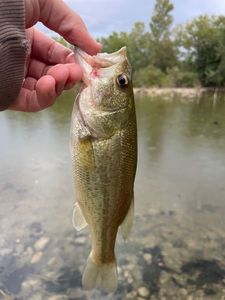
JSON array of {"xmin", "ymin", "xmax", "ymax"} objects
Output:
[{"xmin": 0, "ymin": 91, "xmax": 225, "ymax": 299}]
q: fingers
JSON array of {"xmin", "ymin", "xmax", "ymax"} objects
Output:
[
  {"xmin": 23, "ymin": 77, "xmax": 37, "ymax": 90},
  {"xmin": 9, "ymin": 88, "xmax": 43, "ymax": 112},
  {"xmin": 27, "ymin": 58, "xmax": 50, "ymax": 79},
  {"xmin": 36, "ymin": 75, "xmax": 57, "ymax": 109},
  {"xmin": 10, "ymin": 63, "xmax": 82, "ymax": 112},
  {"xmin": 25, "ymin": 0, "xmax": 101, "ymax": 55},
  {"xmin": 46, "ymin": 64, "xmax": 82, "ymax": 95},
  {"xmin": 29, "ymin": 28, "xmax": 76, "ymax": 65},
  {"xmin": 10, "ymin": 76, "xmax": 56, "ymax": 112},
  {"xmin": 27, "ymin": 57, "xmax": 82, "ymax": 90}
]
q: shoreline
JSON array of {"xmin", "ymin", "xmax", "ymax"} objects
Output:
[{"xmin": 133, "ymin": 87, "xmax": 225, "ymax": 98}]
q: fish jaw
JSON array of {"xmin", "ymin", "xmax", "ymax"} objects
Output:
[
  {"xmin": 73, "ymin": 46, "xmax": 134, "ymax": 138},
  {"xmin": 74, "ymin": 46, "xmax": 130, "ymax": 85}
]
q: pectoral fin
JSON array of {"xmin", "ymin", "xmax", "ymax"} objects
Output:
[
  {"xmin": 72, "ymin": 203, "xmax": 88, "ymax": 231},
  {"xmin": 120, "ymin": 196, "xmax": 134, "ymax": 240}
]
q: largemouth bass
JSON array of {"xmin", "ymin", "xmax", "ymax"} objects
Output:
[{"xmin": 70, "ymin": 46, "xmax": 137, "ymax": 292}]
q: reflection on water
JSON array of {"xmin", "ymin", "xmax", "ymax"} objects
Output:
[{"xmin": 0, "ymin": 91, "xmax": 225, "ymax": 299}]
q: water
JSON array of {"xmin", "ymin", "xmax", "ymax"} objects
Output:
[{"xmin": 0, "ymin": 91, "xmax": 225, "ymax": 299}]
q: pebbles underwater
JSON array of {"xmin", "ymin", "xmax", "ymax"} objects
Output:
[
  {"xmin": 1, "ymin": 207, "xmax": 225, "ymax": 299},
  {"xmin": 1, "ymin": 93, "xmax": 225, "ymax": 299}
]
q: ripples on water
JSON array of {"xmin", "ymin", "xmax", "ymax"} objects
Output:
[{"xmin": 0, "ymin": 91, "xmax": 225, "ymax": 299}]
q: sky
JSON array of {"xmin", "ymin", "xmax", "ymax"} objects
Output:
[{"xmin": 37, "ymin": 0, "xmax": 225, "ymax": 38}]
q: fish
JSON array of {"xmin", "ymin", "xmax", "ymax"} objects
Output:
[{"xmin": 70, "ymin": 46, "xmax": 137, "ymax": 292}]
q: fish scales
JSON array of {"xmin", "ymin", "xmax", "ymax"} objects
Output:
[{"xmin": 70, "ymin": 46, "xmax": 137, "ymax": 292}]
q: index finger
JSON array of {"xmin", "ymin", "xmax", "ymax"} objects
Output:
[{"xmin": 25, "ymin": 0, "xmax": 101, "ymax": 55}]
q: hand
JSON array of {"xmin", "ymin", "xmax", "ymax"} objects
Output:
[{"xmin": 10, "ymin": 0, "xmax": 101, "ymax": 112}]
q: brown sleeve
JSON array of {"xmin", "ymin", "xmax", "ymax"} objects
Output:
[{"xmin": 0, "ymin": 0, "xmax": 27, "ymax": 111}]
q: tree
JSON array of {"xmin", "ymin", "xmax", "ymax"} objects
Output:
[
  {"xmin": 149, "ymin": 0, "xmax": 178, "ymax": 72},
  {"xmin": 150, "ymin": 0, "xmax": 174, "ymax": 42},
  {"xmin": 100, "ymin": 32, "xmax": 129, "ymax": 54},
  {"xmin": 127, "ymin": 22, "xmax": 151, "ymax": 71},
  {"xmin": 99, "ymin": 23, "xmax": 150, "ymax": 72},
  {"xmin": 177, "ymin": 15, "xmax": 225, "ymax": 86}
]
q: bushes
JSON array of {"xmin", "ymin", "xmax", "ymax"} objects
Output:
[
  {"xmin": 166, "ymin": 67, "xmax": 200, "ymax": 87},
  {"xmin": 133, "ymin": 65, "xmax": 199, "ymax": 87},
  {"xmin": 133, "ymin": 66, "xmax": 166, "ymax": 87}
]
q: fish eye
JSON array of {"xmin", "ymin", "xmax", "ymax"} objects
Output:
[{"xmin": 116, "ymin": 74, "xmax": 129, "ymax": 88}]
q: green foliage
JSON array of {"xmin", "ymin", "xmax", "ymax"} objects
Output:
[
  {"xmin": 133, "ymin": 66, "xmax": 199, "ymax": 88},
  {"xmin": 99, "ymin": 23, "xmax": 151, "ymax": 72},
  {"xmin": 50, "ymin": 0, "xmax": 225, "ymax": 88},
  {"xmin": 100, "ymin": 32, "xmax": 129, "ymax": 53},
  {"xmin": 166, "ymin": 67, "xmax": 200, "ymax": 87},
  {"xmin": 177, "ymin": 15, "xmax": 225, "ymax": 86},
  {"xmin": 149, "ymin": 0, "xmax": 178, "ymax": 72},
  {"xmin": 99, "ymin": 8, "xmax": 225, "ymax": 87},
  {"xmin": 133, "ymin": 65, "xmax": 166, "ymax": 87},
  {"xmin": 128, "ymin": 22, "xmax": 151, "ymax": 71},
  {"xmin": 150, "ymin": 0, "xmax": 174, "ymax": 42},
  {"xmin": 150, "ymin": 38, "xmax": 178, "ymax": 73}
]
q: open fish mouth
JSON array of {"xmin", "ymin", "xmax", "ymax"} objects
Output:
[{"xmin": 74, "ymin": 47, "xmax": 128, "ymax": 86}]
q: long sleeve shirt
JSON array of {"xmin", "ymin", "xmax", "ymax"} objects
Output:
[{"xmin": 0, "ymin": 0, "xmax": 27, "ymax": 111}]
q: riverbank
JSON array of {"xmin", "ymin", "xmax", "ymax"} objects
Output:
[{"xmin": 133, "ymin": 87, "xmax": 225, "ymax": 99}]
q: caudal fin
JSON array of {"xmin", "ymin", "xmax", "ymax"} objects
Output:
[{"xmin": 82, "ymin": 255, "xmax": 118, "ymax": 292}]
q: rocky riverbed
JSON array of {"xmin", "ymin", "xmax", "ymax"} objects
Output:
[
  {"xmin": 1, "ymin": 93, "xmax": 225, "ymax": 299},
  {"xmin": 1, "ymin": 189, "xmax": 225, "ymax": 300}
]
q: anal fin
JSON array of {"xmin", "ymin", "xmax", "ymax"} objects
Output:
[{"xmin": 72, "ymin": 202, "xmax": 88, "ymax": 231}]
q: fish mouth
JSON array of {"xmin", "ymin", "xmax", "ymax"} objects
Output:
[{"xmin": 74, "ymin": 47, "xmax": 127, "ymax": 86}]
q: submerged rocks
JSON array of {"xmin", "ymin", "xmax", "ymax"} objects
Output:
[
  {"xmin": 143, "ymin": 253, "xmax": 152, "ymax": 264},
  {"xmin": 48, "ymin": 295, "xmax": 68, "ymax": 300},
  {"xmin": 137, "ymin": 286, "xmax": 150, "ymax": 298},
  {"xmin": 21, "ymin": 278, "xmax": 41, "ymax": 291},
  {"xmin": 74, "ymin": 236, "xmax": 86, "ymax": 245},
  {"xmin": 126, "ymin": 290, "xmax": 137, "ymax": 299},
  {"xmin": 31, "ymin": 251, "xmax": 43, "ymax": 264},
  {"xmin": 34, "ymin": 237, "xmax": 50, "ymax": 251}
]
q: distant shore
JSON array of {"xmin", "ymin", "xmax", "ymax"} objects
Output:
[{"xmin": 133, "ymin": 87, "xmax": 225, "ymax": 99}]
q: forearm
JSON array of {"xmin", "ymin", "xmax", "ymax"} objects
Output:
[{"xmin": 0, "ymin": 0, "xmax": 27, "ymax": 111}]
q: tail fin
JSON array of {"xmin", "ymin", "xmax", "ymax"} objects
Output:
[{"xmin": 82, "ymin": 255, "xmax": 118, "ymax": 292}]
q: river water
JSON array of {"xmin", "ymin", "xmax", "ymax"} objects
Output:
[{"xmin": 0, "ymin": 92, "xmax": 225, "ymax": 299}]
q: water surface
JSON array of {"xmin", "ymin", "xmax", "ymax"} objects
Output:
[{"xmin": 0, "ymin": 92, "xmax": 225, "ymax": 299}]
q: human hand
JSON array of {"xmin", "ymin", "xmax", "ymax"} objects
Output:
[{"xmin": 10, "ymin": 0, "xmax": 101, "ymax": 112}]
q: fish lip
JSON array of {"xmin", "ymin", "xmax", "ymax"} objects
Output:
[
  {"xmin": 74, "ymin": 46, "xmax": 127, "ymax": 67},
  {"xmin": 74, "ymin": 46, "xmax": 128, "ymax": 84}
]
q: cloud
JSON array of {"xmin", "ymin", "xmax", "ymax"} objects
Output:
[
  {"xmin": 64, "ymin": 0, "xmax": 225, "ymax": 36},
  {"xmin": 64, "ymin": 0, "xmax": 153, "ymax": 37},
  {"xmin": 173, "ymin": 0, "xmax": 225, "ymax": 24},
  {"xmin": 36, "ymin": 0, "xmax": 225, "ymax": 38}
]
